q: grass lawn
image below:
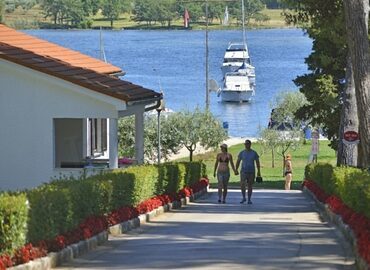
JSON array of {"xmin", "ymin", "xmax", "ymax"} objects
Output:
[{"xmin": 181, "ymin": 139, "xmax": 336, "ymax": 190}]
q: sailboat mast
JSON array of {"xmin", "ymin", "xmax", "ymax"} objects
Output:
[
  {"xmin": 205, "ymin": 0, "xmax": 210, "ymax": 110},
  {"xmin": 241, "ymin": 0, "xmax": 246, "ymax": 46},
  {"xmin": 99, "ymin": 26, "xmax": 107, "ymax": 63}
]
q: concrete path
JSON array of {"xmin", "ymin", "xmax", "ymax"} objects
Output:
[{"xmin": 55, "ymin": 189, "xmax": 355, "ymax": 270}]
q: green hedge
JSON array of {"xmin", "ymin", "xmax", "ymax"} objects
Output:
[
  {"xmin": 305, "ymin": 163, "xmax": 335, "ymax": 194},
  {"xmin": 1, "ymin": 161, "xmax": 207, "ymax": 252},
  {"xmin": 25, "ymin": 161, "xmax": 205, "ymax": 244},
  {"xmin": 181, "ymin": 161, "xmax": 206, "ymax": 187},
  {"xmin": 0, "ymin": 193, "xmax": 28, "ymax": 254},
  {"xmin": 333, "ymin": 167, "xmax": 370, "ymax": 217},
  {"xmin": 27, "ymin": 185, "xmax": 74, "ymax": 243},
  {"xmin": 305, "ymin": 163, "xmax": 370, "ymax": 218},
  {"xmin": 157, "ymin": 163, "xmax": 185, "ymax": 195}
]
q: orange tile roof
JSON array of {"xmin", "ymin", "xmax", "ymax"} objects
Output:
[
  {"xmin": 0, "ymin": 35, "xmax": 161, "ymax": 103},
  {"xmin": 0, "ymin": 24, "xmax": 122, "ymax": 75}
]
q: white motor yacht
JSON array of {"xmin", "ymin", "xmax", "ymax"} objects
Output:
[
  {"xmin": 218, "ymin": 67, "xmax": 255, "ymax": 102},
  {"xmin": 221, "ymin": 42, "xmax": 250, "ymax": 76}
]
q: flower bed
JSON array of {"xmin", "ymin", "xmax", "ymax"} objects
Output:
[
  {"xmin": 302, "ymin": 179, "xmax": 370, "ymax": 270},
  {"xmin": 2, "ymin": 178, "xmax": 209, "ymax": 270}
]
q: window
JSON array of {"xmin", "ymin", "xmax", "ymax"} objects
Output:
[{"xmin": 89, "ymin": 118, "xmax": 107, "ymax": 156}]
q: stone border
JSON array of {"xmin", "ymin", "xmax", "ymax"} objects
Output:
[
  {"xmin": 8, "ymin": 187, "xmax": 208, "ymax": 270},
  {"xmin": 303, "ymin": 186, "xmax": 369, "ymax": 270}
]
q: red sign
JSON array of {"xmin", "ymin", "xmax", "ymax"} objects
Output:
[{"xmin": 343, "ymin": 131, "xmax": 359, "ymax": 142}]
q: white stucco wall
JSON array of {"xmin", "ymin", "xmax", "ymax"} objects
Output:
[{"xmin": 0, "ymin": 59, "xmax": 125, "ymax": 191}]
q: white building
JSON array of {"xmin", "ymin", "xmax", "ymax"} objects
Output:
[{"xmin": 0, "ymin": 24, "xmax": 162, "ymax": 191}]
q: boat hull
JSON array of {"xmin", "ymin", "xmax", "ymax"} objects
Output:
[{"xmin": 220, "ymin": 90, "xmax": 254, "ymax": 102}]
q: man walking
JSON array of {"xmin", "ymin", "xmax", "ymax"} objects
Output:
[{"xmin": 236, "ymin": 139, "xmax": 261, "ymax": 204}]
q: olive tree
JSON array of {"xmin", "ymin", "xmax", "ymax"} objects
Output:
[
  {"xmin": 168, "ymin": 108, "xmax": 227, "ymax": 161},
  {"xmin": 117, "ymin": 113, "xmax": 182, "ymax": 163},
  {"xmin": 259, "ymin": 91, "xmax": 306, "ymax": 174},
  {"xmin": 117, "ymin": 109, "xmax": 226, "ymax": 163}
]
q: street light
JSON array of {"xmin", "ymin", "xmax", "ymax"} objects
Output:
[{"xmin": 156, "ymin": 97, "xmax": 165, "ymax": 164}]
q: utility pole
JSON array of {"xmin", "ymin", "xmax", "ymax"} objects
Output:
[
  {"xmin": 205, "ymin": 0, "xmax": 209, "ymax": 110},
  {"xmin": 181, "ymin": 0, "xmax": 239, "ymax": 110}
]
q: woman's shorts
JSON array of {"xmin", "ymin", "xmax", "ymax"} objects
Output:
[{"xmin": 217, "ymin": 171, "xmax": 230, "ymax": 186}]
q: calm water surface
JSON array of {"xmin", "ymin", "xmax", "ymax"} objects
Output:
[{"xmin": 25, "ymin": 28, "xmax": 312, "ymax": 137}]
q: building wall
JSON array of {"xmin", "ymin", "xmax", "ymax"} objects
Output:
[{"xmin": 0, "ymin": 59, "xmax": 122, "ymax": 191}]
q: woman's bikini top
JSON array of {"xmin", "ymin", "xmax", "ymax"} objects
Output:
[{"xmin": 218, "ymin": 154, "xmax": 230, "ymax": 163}]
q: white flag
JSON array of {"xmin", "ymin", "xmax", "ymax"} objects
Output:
[{"xmin": 223, "ymin": 6, "xmax": 229, "ymax": 26}]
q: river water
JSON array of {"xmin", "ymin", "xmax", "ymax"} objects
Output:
[{"xmin": 25, "ymin": 28, "xmax": 312, "ymax": 137}]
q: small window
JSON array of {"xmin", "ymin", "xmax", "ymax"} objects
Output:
[{"xmin": 89, "ymin": 118, "xmax": 107, "ymax": 156}]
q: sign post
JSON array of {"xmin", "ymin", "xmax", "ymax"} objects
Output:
[{"xmin": 310, "ymin": 130, "xmax": 319, "ymax": 163}]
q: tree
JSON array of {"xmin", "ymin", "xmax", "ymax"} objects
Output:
[
  {"xmin": 228, "ymin": 0, "xmax": 264, "ymax": 25},
  {"xmin": 168, "ymin": 109, "xmax": 227, "ymax": 161},
  {"xmin": 282, "ymin": 0, "xmax": 348, "ymax": 151},
  {"xmin": 155, "ymin": 0, "xmax": 178, "ymax": 27},
  {"xmin": 343, "ymin": 0, "xmax": 370, "ymax": 168},
  {"xmin": 40, "ymin": 0, "xmax": 64, "ymax": 24},
  {"xmin": 40, "ymin": 0, "xmax": 86, "ymax": 26},
  {"xmin": 0, "ymin": 0, "xmax": 4, "ymax": 22},
  {"xmin": 258, "ymin": 128, "xmax": 280, "ymax": 168},
  {"xmin": 132, "ymin": 0, "xmax": 156, "ymax": 26},
  {"xmin": 337, "ymin": 57, "xmax": 358, "ymax": 166},
  {"xmin": 117, "ymin": 114, "xmax": 182, "ymax": 163},
  {"xmin": 260, "ymin": 91, "xmax": 306, "ymax": 174},
  {"xmin": 176, "ymin": 2, "xmax": 203, "ymax": 23},
  {"xmin": 102, "ymin": 0, "xmax": 126, "ymax": 28},
  {"xmin": 282, "ymin": 0, "xmax": 369, "ymax": 167},
  {"xmin": 117, "ymin": 110, "xmax": 226, "ymax": 163},
  {"xmin": 205, "ymin": 2, "xmax": 225, "ymax": 24},
  {"xmin": 81, "ymin": 0, "xmax": 101, "ymax": 16}
]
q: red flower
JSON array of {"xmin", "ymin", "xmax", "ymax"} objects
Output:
[{"xmin": 0, "ymin": 254, "xmax": 13, "ymax": 269}]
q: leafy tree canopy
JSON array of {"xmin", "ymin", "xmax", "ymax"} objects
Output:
[{"xmin": 282, "ymin": 0, "xmax": 347, "ymax": 149}]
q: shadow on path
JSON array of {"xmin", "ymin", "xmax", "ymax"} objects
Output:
[{"xmin": 56, "ymin": 190, "xmax": 355, "ymax": 270}]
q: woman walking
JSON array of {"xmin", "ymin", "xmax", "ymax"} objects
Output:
[
  {"xmin": 214, "ymin": 144, "xmax": 238, "ymax": 203},
  {"xmin": 284, "ymin": 154, "xmax": 293, "ymax": 190}
]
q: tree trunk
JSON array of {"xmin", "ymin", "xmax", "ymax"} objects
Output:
[
  {"xmin": 343, "ymin": 0, "xmax": 370, "ymax": 168},
  {"xmin": 337, "ymin": 56, "xmax": 359, "ymax": 166},
  {"xmin": 281, "ymin": 153, "xmax": 285, "ymax": 177},
  {"xmin": 271, "ymin": 148, "xmax": 275, "ymax": 168}
]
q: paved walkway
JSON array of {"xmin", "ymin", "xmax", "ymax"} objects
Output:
[{"xmin": 55, "ymin": 189, "xmax": 355, "ymax": 270}]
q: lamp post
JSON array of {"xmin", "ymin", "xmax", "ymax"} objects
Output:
[{"xmin": 156, "ymin": 98, "xmax": 165, "ymax": 164}]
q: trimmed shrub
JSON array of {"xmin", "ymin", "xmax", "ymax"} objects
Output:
[
  {"xmin": 181, "ymin": 161, "xmax": 204, "ymax": 187},
  {"xmin": 0, "ymin": 193, "xmax": 28, "ymax": 254},
  {"xmin": 305, "ymin": 162, "xmax": 370, "ymax": 219},
  {"xmin": 334, "ymin": 167, "xmax": 370, "ymax": 218},
  {"xmin": 27, "ymin": 185, "xmax": 74, "ymax": 243},
  {"xmin": 125, "ymin": 165, "xmax": 158, "ymax": 206},
  {"xmin": 305, "ymin": 163, "xmax": 335, "ymax": 194}
]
